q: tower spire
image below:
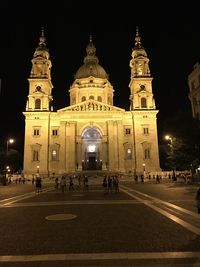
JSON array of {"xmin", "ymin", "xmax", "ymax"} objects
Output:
[
  {"xmin": 134, "ymin": 26, "xmax": 142, "ymax": 48},
  {"xmin": 27, "ymin": 29, "xmax": 53, "ymax": 111},
  {"xmin": 39, "ymin": 27, "xmax": 46, "ymax": 46},
  {"xmin": 129, "ymin": 29, "xmax": 154, "ymax": 111},
  {"xmin": 84, "ymin": 35, "xmax": 99, "ymax": 64},
  {"xmin": 89, "ymin": 34, "xmax": 92, "ymax": 43}
]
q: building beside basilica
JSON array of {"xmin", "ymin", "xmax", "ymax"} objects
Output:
[
  {"xmin": 23, "ymin": 29, "xmax": 160, "ymax": 177},
  {"xmin": 188, "ymin": 62, "xmax": 200, "ymax": 120}
]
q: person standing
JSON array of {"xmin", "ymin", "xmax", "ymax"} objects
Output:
[{"xmin": 195, "ymin": 188, "xmax": 200, "ymax": 214}]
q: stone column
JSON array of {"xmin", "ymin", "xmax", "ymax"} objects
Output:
[
  {"xmin": 117, "ymin": 121, "xmax": 125, "ymax": 172},
  {"xmin": 107, "ymin": 121, "xmax": 115, "ymax": 171},
  {"xmin": 102, "ymin": 136, "xmax": 108, "ymax": 170},
  {"xmin": 76, "ymin": 136, "xmax": 82, "ymax": 171}
]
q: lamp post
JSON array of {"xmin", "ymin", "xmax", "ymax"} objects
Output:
[
  {"xmin": 4, "ymin": 139, "xmax": 14, "ymax": 184},
  {"xmin": 37, "ymin": 165, "xmax": 40, "ymax": 174},
  {"xmin": 6, "ymin": 138, "xmax": 14, "ymax": 155},
  {"xmin": 165, "ymin": 134, "xmax": 176, "ymax": 180},
  {"xmin": 165, "ymin": 135, "xmax": 173, "ymax": 144},
  {"xmin": 142, "ymin": 163, "xmax": 146, "ymax": 178}
]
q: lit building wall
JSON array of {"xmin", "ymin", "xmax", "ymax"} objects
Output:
[
  {"xmin": 188, "ymin": 62, "xmax": 200, "ymax": 119},
  {"xmin": 23, "ymin": 29, "xmax": 161, "ymax": 177}
]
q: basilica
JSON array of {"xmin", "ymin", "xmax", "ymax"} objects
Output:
[{"xmin": 23, "ymin": 29, "xmax": 160, "ymax": 177}]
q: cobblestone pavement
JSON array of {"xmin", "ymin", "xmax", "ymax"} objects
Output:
[{"xmin": 0, "ymin": 175, "xmax": 200, "ymax": 266}]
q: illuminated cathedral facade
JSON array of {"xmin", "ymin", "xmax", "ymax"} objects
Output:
[{"xmin": 23, "ymin": 29, "xmax": 160, "ymax": 177}]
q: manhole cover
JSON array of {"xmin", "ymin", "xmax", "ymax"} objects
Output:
[{"xmin": 45, "ymin": 214, "xmax": 77, "ymax": 221}]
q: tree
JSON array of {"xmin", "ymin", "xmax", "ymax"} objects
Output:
[{"xmin": 162, "ymin": 110, "xmax": 200, "ymax": 171}]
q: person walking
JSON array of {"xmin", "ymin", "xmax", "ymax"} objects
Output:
[
  {"xmin": 113, "ymin": 174, "xmax": 119, "ymax": 193},
  {"xmin": 60, "ymin": 176, "xmax": 66, "ymax": 193},
  {"xmin": 55, "ymin": 177, "xmax": 59, "ymax": 189},
  {"xmin": 69, "ymin": 176, "xmax": 75, "ymax": 191},
  {"xmin": 107, "ymin": 175, "xmax": 113, "ymax": 193},
  {"xmin": 35, "ymin": 175, "xmax": 42, "ymax": 193},
  {"xmin": 195, "ymin": 187, "xmax": 200, "ymax": 214},
  {"xmin": 102, "ymin": 176, "xmax": 107, "ymax": 194}
]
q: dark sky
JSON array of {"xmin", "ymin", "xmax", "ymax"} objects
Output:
[{"xmin": 0, "ymin": 1, "xmax": 199, "ymax": 154}]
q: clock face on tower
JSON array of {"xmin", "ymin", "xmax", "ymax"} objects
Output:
[
  {"xmin": 36, "ymin": 85, "xmax": 41, "ymax": 91},
  {"xmin": 140, "ymin": 85, "xmax": 146, "ymax": 91}
]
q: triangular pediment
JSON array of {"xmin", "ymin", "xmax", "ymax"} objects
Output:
[{"xmin": 58, "ymin": 99, "xmax": 125, "ymax": 112}]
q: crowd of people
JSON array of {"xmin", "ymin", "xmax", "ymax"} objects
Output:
[
  {"xmin": 102, "ymin": 173, "xmax": 120, "ymax": 194},
  {"xmin": 53, "ymin": 173, "xmax": 89, "ymax": 193}
]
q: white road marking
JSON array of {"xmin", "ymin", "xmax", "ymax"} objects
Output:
[
  {"xmin": 0, "ymin": 187, "xmax": 54, "ymax": 206},
  {"xmin": 121, "ymin": 187, "xmax": 200, "ymax": 235},
  {"xmin": 0, "ymin": 251, "xmax": 199, "ymax": 262},
  {"xmin": 121, "ymin": 185, "xmax": 199, "ymax": 218},
  {"xmin": 1, "ymin": 200, "xmax": 140, "ymax": 208}
]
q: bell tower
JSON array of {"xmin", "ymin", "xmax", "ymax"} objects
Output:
[
  {"xmin": 26, "ymin": 28, "xmax": 53, "ymax": 111},
  {"xmin": 129, "ymin": 27, "xmax": 155, "ymax": 111}
]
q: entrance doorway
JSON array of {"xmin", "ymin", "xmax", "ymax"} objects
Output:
[
  {"xmin": 81, "ymin": 127, "xmax": 103, "ymax": 171},
  {"xmin": 89, "ymin": 156, "xmax": 96, "ymax": 170}
]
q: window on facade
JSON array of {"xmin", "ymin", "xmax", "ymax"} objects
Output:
[
  {"xmin": 108, "ymin": 96, "xmax": 112, "ymax": 105},
  {"xmin": 35, "ymin": 99, "xmax": 41, "ymax": 109},
  {"xmin": 52, "ymin": 129, "xmax": 58, "ymax": 136},
  {"xmin": 144, "ymin": 148, "xmax": 150, "ymax": 159},
  {"xmin": 141, "ymin": 97, "xmax": 147, "ymax": 108},
  {"xmin": 89, "ymin": 96, "xmax": 94, "ymax": 100},
  {"xmin": 126, "ymin": 148, "xmax": 132, "ymax": 159},
  {"xmin": 51, "ymin": 149, "xmax": 58, "ymax": 161},
  {"xmin": 97, "ymin": 96, "xmax": 102, "ymax": 102},
  {"xmin": 143, "ymin": 128, "xmax": 149, "ymax": 134},
  {"xmin": 33, "ymin": 129, "xmax": 40, "ymax": 136},
  {"xmin": 33, "ymin": 150, "xmax": 39, "ymax": 161},
  {"xmin": 81, "ymin": 96, "xmax": 86, "ymax": 101},
  {"xmin": 72, "ymin": 97, "xmax": 75, "ymax": 104},
  {"xmin": 125, "ymin": 128, "xmax": 131, "ymax": 135}
]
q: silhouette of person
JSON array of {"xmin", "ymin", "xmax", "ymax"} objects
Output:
[{"xmin": 195, "ymin": 188, "xmax": 200, "ymax": 214}]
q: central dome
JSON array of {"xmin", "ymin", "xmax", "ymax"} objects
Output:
[
  {"xmin": 75, "ymin": 62, "xmax": 108, "ymax": 79},
  {"xmin": 74, "ymin": 37, "xmax": 108, "ymax": 80}
]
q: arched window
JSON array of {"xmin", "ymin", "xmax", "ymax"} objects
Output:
[
  {"xmin": 108, "ymin": 96, "xmax": 112, "ymax": 105},
  {"xmin": 33, "ymin": 150, "xmax": 39, "ymax": 161},
  {"xmin": 126, "ymin": 148, "xmax": 132, "ymax": 159},
  {"xmin": 81, "ymin": 96, "xmax": 86, "ymax": 102},
  {"xmin": 82, "ymin": 127, "xmax": 101, "ymax": 139},
  {"xmin": 71, "ymin": 97, "xmax": 76, "ymax": 105},
  {"xmin": 89, "ymin": 96, "xmax": 94, "ymax": 100},
  {"xmin": 144, "ymin": 148, "xmax": 150, "ymax": 159},
  {"xmin": 97, "ymin": 96, "xmax": 102, "ymax": 102},
  {"xmin": 51, "ymin": 149, "xmax": 58, "ymax": 161},
  {"xmin": 141, "ymin": 97, "xmax": 147, "ymax": 108},
  {"xmin": 35, "ymin": 99, "xmax": 41, "ymax": 109}
]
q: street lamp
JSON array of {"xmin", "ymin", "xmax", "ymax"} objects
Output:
[
  {"xmin": 37, "ymin": 165, "xmax": 40, "ymax": 174},
  {"xmin": 5, "ymin": 139, "xmax": 14, "ymax": 179},
  {"xmin": 165, "ymin": 134, "xmax": 177, "ymax": 180},
  {"xmin": 165, "ymin": 135, "xmax": 172, "ymax": 143},
  {"xmin": 6, "ymin": 138, "xmax": 14, "ymax": 154},
  {"xmin": 142, "ymin": 163, "xmax": 146, "ymax": 178}
]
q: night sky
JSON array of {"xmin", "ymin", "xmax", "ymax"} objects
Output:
[{"xmin": 0, "ymin": 2, "xmax": 199, "ymax": 154}]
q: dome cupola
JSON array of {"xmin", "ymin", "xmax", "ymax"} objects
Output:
[{"xmin": 75, "ymin": 36, "xmax": 108, "ymax": 79}]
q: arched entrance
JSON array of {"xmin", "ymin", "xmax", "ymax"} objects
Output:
[{"xmin": 81, "ymin": 127, "xmax": 102, "ymax": 170}]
